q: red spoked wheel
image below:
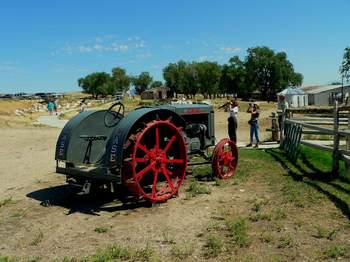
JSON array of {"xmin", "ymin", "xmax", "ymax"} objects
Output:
[
  {"xmin": 212, "ymin": 138, "xmax": 238, "ymax": 179},
  {"xmin": 124, "ymin": 119, "xmax": 187, "ymax": 202}
]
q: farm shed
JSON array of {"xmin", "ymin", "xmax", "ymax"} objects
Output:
[
  {"xmin": 300, "ymin": 84, "xmax": 350, "ymax": 106},
  {"xmin": 141, "ymin": 86, "xmax": 171, "ymax": 100},
  {"xmin": 278, "ymin": 87, "xmax": 308, "ymax": 108}
]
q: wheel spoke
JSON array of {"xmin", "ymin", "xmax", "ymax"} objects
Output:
[
  {"xmin": 162, "ymin": 167, "xmax": 175, "ymax": 191},
  {"xmin": 164, "ymin": 135, "xmax": 176, "ymax": 152},
  {"xmin": 155, "ymin": 127, "xmax": 160, "ymax": 150},
  {"xmin": 151, "ymin": 170, "xmax": 158, "ymax": 198},
  {"xmin": 165, "ymin": 159, "xmax": 184, "ymax": 164},
  {"xmin": 228, "ymin": 163, "xmax": 235, "ymax": 170},
  {"xmin": 137, "ymin": 143, "xmax": 150, "ymax": 155},
  {"xmin": 135, "ymin": 157, "xmax": 148, "ymax": 163},
  {"xmin": 135, "ymin": 162, "xmax": 155, "ymax": 181}
]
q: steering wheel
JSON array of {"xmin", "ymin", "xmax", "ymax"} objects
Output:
[{"xmin": 104, "ymin": 102, "xmax": 125, "ymax": 127}]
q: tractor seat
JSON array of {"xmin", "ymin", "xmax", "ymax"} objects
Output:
[{"xmin": 79, "ymin": 135, "xmax": 107, "ymax": 164}]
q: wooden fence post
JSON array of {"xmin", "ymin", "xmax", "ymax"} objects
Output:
[
  {"xmin": 280, "ymin": 111, "xmax": 286, "ymax": 144},
  {"xmin": 332, "ymin": 101, "xmax": 340, "ymax": 177}
]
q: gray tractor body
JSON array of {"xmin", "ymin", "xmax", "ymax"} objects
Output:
[{"xmin": 55, "ymin": 103, "xmax": 215, "ymax": 184}]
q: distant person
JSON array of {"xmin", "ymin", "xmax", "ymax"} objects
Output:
[
  {"xmin": 219, "ymin": 98, "xmax": 238, "ymax": 143},
  {"xmin": 246, "ymin": 102, "xmax": 260, "ymax": 148},
  {"xmin": 53, "ymin": 100, "xmax": 58, "ymax": 115},
  {"xmin": 227, "ymin": 99, "xmax": 239, "ymax": 143},
  {"xmin": 80, "ymin": 99, "xmax": 87, "ymax": 112},
  {"xmin": 47, "ymin": 101, "xmax": 54, "ymax": 115},
  {"xmin": 277, "ymin": 95, "xmax": 289, "ymax": 142}
]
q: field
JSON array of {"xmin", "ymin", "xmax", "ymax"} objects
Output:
[{"xmin": 0, "ymin": 96, "xmax": 349, "ymax": 261}]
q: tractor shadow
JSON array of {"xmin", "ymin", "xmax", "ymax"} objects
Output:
[
  {"xmin": 26, "ymin": 185, "xmax": 153, "ymax": 216},
  {"xmin": 266, "ymin": 148, "xmax": 350, "ymax": 219}
]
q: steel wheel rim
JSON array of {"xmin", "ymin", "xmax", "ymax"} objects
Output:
[{"xmin": 212, "ymin": 138, "xmax": 238, "ymax": 179}]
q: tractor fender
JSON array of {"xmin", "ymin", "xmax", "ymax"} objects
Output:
[{"xmin": 105, "ymin": 107, "xmax": 186, "ymax": 169}]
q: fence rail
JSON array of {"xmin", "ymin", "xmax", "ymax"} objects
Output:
[{"xmin": 281, "ymin": 101, "xmax": 350, "ymax": 176}]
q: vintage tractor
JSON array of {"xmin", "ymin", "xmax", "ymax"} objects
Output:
[{"xmin": 55, "ymin": 102, "xmax": 238, "ymax": 203}]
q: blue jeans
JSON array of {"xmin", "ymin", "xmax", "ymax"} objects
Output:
[{"xmin": 250, "ymin": 120, "xmax": 260, "ymax": 144}]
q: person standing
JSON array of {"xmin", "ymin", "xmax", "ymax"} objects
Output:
[
  {"xmin": 80, "ymin": 99, "xmax": 87, "ymax": 112},
  {"xmin": 277, "ymin": 95, "xmax": 289, "ymax": 142},
  {"xmin": 47, "ymin": 100, "xmax": 54, "ymax": 115},
  {"xmin": 228, "ymin": 100, "xmax": 239, "ymax": 143},
  {"xmin": 247, "ymin": 103, "xmax": 260, "ymax": 148},
  {"xmin": 219, "ymin": 98, "xmax": 239, "ymax": 143},
  {"xmin": 53, "ymin": 100, "xmax": 58, "ymax": 115}
]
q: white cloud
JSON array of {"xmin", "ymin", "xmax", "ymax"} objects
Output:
[
  {"xmin": 137, "ymin": 53, "xmax": 152, "ymax": 59},
  {"xmin": 58, "ymin": 35, "xmax": 144, "ymax": 55},
  {"xmin": 78, "ymin": 46, "xmax": 93, "ymax": 53},
  {"xmin": 220, "ymin": 47, "xmax": 241, "ymax": 54}
]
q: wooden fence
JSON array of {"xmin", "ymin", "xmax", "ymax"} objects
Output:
[{"xmin": 281, "ymin": 101, "xmax": 350, "ymax": 176}]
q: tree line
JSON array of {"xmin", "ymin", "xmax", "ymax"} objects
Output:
[
  {"xmin": 78, "ymin": 46, "xmax": 304, "ymax": 100},
  {"xmin": 78, "ymin": 46, "xmax": 349, "ymax": 100},
  {"xmin": 78, "ymin": 68, "xmax": 160, "ymax": 99},
  {"xmin": 163, "ymin": 46, "xmax": 303, "ymax": 100}
]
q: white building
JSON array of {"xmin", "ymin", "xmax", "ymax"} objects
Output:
[
  {"xmin": 300, "ymin": 84, "xmax": 350, "ymax": 106},
  {"xmin": 277, "ymin": 87, "xmax": 308, "ymax": 108}
]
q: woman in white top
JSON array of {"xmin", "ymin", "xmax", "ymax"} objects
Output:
[{"xmin": 228, "ymin": 99, "xmax": 238, "ymax": 143}]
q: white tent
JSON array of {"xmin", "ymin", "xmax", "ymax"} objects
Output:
[{"xmin": 278, "ymin": 87, "xmax": 308, "ymax": 108}]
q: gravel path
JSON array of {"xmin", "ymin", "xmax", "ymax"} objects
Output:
[{"xmin": 36, "ymin": 114, "xmax": 68, "ymax": 128}]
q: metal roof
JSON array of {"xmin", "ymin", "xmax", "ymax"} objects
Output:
[
  {"xmin": 278, "ymin": 87, "xmax": 306, "ymax": 95},
  {"xmin": 300, "ymin": 84, "xmax": 350, "ymax": 94}
]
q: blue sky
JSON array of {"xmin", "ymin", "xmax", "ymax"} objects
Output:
[{"xmin": 0, "ymin": 0, "xmax": 349, "ymax": 93}]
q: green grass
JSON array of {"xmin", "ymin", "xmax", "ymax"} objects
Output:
[
  {"xmin": 0, "ymin": 197, "xmax": 14, "ymax": 208},
  {"xmin": 170, "ymin": 241, "xmax": 194, "ymax": 260},
  {"xmin": 186, "ymin": 180, "xmax": 211, "ymax": 197},
  {"xmin": 30, "ymin": 231, "xmax": 43, "ymax": 246},
  {"xmin": 0, "ymin": 257, "xmax": 16, "ymax": 262},
  {"xmin": 225, "ymin": 217, "xmax": 250, "ymax": 247},
  {"xmin": 323, "ymin": 245, "xmax": 347, "ymax": 259},
  {"xmin": 266, "ymin": 146, "xmax": 350, "ymax": 217},
  {"xmin": 248, "ymin": 212, "xmax": 272, "ymax": 222},
  {"xmin": 204, "ymin": 235, "xmax": 222, "ymax": 258},
  {"xmin": 94, "ymin": 227, "xmax": 108, "ymax": 233},
  {"xmin": 277, "ymin": 234, "xmax": 295, "ymax": 249},
  {"xmin": 85, "ymin": 243, "xmax": 155, "ymax": 262},
  {"xmin": 314, "ymin": 226, "xmax": 337, "ymax": 240},
  {"xmin": 273, "ymin": 207, "xmax": 287, "ymax": 220}
]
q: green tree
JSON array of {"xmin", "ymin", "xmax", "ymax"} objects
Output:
[
  {"xmin": 150, "ymin": 80, "xmax": 163, "ymax": 89},
  {"xmin": 340, "ymin": 47, "xmax": 350, "ymax": 83},
  {"xmin": 219, "ymin": 56, "xmax": 246, "ymax": 96},
  {"xmin": 163, "ymin": 61, "xmax": 187, "ymax": 97},
  {"xmin": 78, "ymin": 72, "xmax": 111, "ymax": 98},
  {"xmin": 183, "ymin": 62, "xmax": 199, "ymax": 98},
  {"xmin": 244, "ymin": 46, "xmax": 303, "ymax": 100},
  {"xmin": 132, "ymin": 72, "xmax": 153, "ymax": 95},
  {"xmin": 195, "ymin": 61, "xmax": 222, "ymax": 98},
  {"xmin": 111, "ymin": 67, "xmax": 131, "ymax": 92}
]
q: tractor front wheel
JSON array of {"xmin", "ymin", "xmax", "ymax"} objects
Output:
[{"xmin": 212, "ymin": 138, "xmax": 238, "ymax": 179}]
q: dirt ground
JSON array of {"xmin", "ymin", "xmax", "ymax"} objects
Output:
[{"xmin": 0, "ymin": 126, "xmax": 349, "ymax": 261}]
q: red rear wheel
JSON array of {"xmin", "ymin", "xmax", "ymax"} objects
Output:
[
  {"xmin": 212, "ymin": 138, "xmax": 238, "ymax": 179},
  {"xmin": 123, "ymin": 119, "xmax": 187, "ymax": 202}
]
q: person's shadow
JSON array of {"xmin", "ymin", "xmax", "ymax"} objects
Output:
[{"xmin": 26, "ymin": 184, "xmax": 152, "ymax": 216}]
